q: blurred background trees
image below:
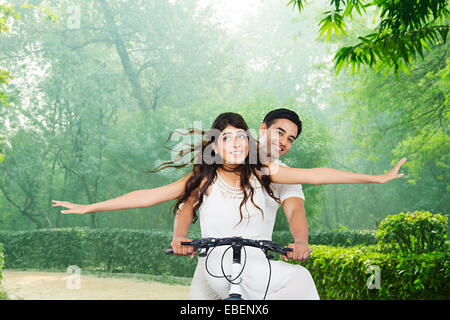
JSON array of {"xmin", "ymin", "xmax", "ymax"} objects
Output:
[{"xmin": 0, "ymin": 0, "xmax": 447, "ymax": 232}]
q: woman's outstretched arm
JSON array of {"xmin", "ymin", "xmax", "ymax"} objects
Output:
[
  {"xmin": 266, "ymin": 158, "xmax": 407, "ymax": 185},
  {"xmin": 52, "ymin": 173, "xmax": 191, "ymax": 214}
]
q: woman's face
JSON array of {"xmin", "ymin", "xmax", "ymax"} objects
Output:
[{"xmin": 213, "ymin": 125, "xmax": 249, "ymax": 165}]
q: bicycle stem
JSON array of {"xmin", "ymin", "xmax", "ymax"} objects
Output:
[{"xmin": 229, "ymin": 243, "xmax": 243, "ymax": 299}]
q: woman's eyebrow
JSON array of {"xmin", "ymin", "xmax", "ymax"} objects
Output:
[{"xmin": 221, "ymin": 129, "xmax": 246, "ymax": 136}]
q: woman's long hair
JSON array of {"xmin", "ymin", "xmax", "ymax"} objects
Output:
[{"xmin": 149, "ymin": 112, "xmax": 281, "ymax": 224}]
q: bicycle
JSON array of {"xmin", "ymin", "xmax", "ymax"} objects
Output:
[{"xmin": 164, "ymin": 236, "xmax": 293, "ymax": 300}]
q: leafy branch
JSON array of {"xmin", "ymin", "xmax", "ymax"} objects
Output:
[{"xmin": 286, "ymin": 0, "xmax": 450, "ymax": 76}]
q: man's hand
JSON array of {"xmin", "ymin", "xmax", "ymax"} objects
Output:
[
  {"xmin": 376, "ymin": 157, "xmax": 407, "ymax": 184},
  {"xmin": 171, "ymin": 237, "xmax": 197, "ymax": 259},
  {"xmin": 282, "ymin": 241, "xmax": 311, "ymax": 262}
]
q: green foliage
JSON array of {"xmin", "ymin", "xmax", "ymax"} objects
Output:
[
  {"xmin": 0, "ymin": 69, "xmax": 13, "ymax": 106},
  {"xmin": 0, "ymin": 136, "xmax": 9, "ymax": 164},
  {"xmin": 0, "ymin": 228, "xmax": 448, "ymax": 299},
  {"xmin": 334, "ymin": 24, "xmax": 449, "ymax": 77},
  {"xmin": 0, "ymin": 0, "xmax": 446, "ymax": 240},
  {"xmin": 288, "ymin": 0, "xmax": 450, "ymax": 76},
  {"xmin": 318, "ymin": 10, "xmax": 347, "ymax": 43},
  {"xmin": 273, "ymin": 229, "xmax": 378, "ymax": 247},
  {"xmin": 390, "ymin": 57, "xmax": 450, "ymax": 185},
  {"xmin": 333, "ymin": 43, "xmax": 450, "ymax": 222},
  {"xmin": 0, "ymin": 5, "xmax": 17, "ymax": 107},
  {"xmin": 0, "ymin": 228, "xmax": 201, "ymax": 277},
  {"xmin": 0, "ymin": 4, "xmax": 19, "ymax": 33},
  {"xmin": 291, "ymin": 244, "xmax": 450, "ymax": 299},
  {"xmin": 0, "ymin": 228, "xmax": 84, "ymax": 269},
  {"xmin": 80, "ymin": 228, "xmax": 200, "ymax": 276},
  {"xmin": 0, "ymin": 3, "xmax": 56, "ymax": 167},
  {"xmin": 19, "ymin": 3, "xmax": 58, "ymax": 23},
  {"xmin": 377, "ymin": 210, "xmax": 448, "ymax": 254},
  {"xmin": 0, "ymin": 0, "xmax": 336, "ymax": 230},
  {"xmin": 0, "ymin": 228, "xmax": 374, "ymax": 277}
]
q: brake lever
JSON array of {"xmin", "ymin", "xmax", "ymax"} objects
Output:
[{"xmin": 181, "ymin": 238, "xmax": 216, "ymax": 255}]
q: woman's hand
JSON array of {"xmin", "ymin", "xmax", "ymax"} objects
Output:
[
  {"xmin": 376, "ymin": 157, "xmax": 407, "ymax": 184},
  {"xmin": 52, "ymin": 200, "xmax": 91, "ymax": 214},
  {"xmin": 282, "ymin": 241, "xmax": 311, "ymax": 262},
  {"xmin": 171, "ymin": 237, "xmax": 196, "ymax": 259}
]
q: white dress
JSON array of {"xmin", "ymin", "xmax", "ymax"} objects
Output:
[{"xmin": 186, "ymin": 170, "xmax": 320, "ymax": 300}]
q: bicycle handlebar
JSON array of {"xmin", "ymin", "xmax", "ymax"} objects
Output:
[{"xmin": 164, "ymin": 236, "xmax": 293, "ymax": 256}]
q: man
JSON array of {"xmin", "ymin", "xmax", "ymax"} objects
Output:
[{"xmin": 258, "ymin": 108, "xmax": 310, "ymax": 262}]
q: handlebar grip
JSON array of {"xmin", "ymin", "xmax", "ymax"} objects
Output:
[{"xmin": 165, "ymin": 241, "xmax": 194, "ymax": 255}]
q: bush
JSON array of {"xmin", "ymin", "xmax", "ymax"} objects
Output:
[
  {"xmin": 0, "ymin": 228, "xmax": 84, "ymax": 270},
  {"xmin": 0, "ymin": 227, "xmax": 448, "ymax": 299},
  {"xmin": 290, "ymin": 245, "xmax": 450, "ymax": 299},
  {"xmin": 377, "ymin": 211, "xmax": 448, "ymax": 254},
  {"xmin": 0, "ymin": 228, "xmax": 377, "ymax": 278},
  {"xmin": 0, "ymin": 228, "xmax": 201, "ymax": 278},
  {"xmin": 81, "ymin": 228, "xmax": 200, "ymax": 276},
  {"xmin": 273, "ymin": 230, "xmax": 378, "ymax": 247}
]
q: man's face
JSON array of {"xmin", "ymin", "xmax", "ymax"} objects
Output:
[{"xmin": 259, "ymin": 118, "xmax": 298, "ymax": 158}]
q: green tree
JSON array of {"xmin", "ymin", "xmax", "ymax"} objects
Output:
[
  {"xmin": 347, "ymin": 43, "xmax": 448, "ymax": 211},
  {"xmin": 0, "ymin": 0, "xmax": 260, "ymax": 230},
  {"xmin": 316, "ymin": 41, "xmax": 449, "ymax": 230}
]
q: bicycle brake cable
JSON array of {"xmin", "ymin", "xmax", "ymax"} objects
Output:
[
  {"xmin": 204, "ymin": 244, "xmax": 247, "ymax": 285},
  {"xmin": 201, "ymin": 239, "xmax": 279, "ymax": 300}
]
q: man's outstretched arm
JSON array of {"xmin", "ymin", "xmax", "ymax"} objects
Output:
[{"xmin": 267, "ymin": 158, "xmax": 407, "ymax": 185}]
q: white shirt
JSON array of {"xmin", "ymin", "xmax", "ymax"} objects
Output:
[{"xmin": 265, "ymin": 159, "xmax": 305, "ymax": 214}]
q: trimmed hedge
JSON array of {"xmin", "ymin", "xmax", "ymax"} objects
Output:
[
  {"xmin": 0, "ymin": 228, "xmax": 84, "ymax": 270},
  {"xmin": 0, "ymin": 228, "xmax": 376, "ymax": 274},
  {"xmin": 0, "ymin": 227, "xmax": 447, "ymax": 299},
  {"xmin": 273, "ymin": 230, "xmax": 377, "ymax": 247},
  {"xmin": 0, "ymin": 228, "xmax": 200, "ymax": 277},
  {"xmin": 81, "ymin": 228, "xmax": 200, "ymax": 276},
  {"xmin": 290, "ymin": 245, "xmax": 450, "ymax": 300}
]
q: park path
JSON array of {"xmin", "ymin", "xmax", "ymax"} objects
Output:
[{"xmin": 1, "ymin": 270, "xmax": 190, "ymax": 300}]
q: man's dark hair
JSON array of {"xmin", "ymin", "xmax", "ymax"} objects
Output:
[{"xmin": 263, "ymin": 108, "xmax": 302, "ymax": 138}]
